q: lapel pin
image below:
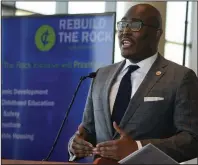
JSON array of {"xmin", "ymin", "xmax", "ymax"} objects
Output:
[{"xmin": 156, "ymin": 71, "xmax": 162, "ymax": 76}]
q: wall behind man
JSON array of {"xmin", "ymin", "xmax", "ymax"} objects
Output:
[{"xmin": 148, "ymin": 2, "xmax": 166, "ymax": 56}]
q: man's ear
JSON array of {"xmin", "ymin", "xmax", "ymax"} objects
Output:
[{"xmin": 156, "ymin": 29, "xmax": 163, "ymax": 40}]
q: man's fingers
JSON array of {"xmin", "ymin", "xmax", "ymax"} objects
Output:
[
  {"xmin": 72, "ymin": 135, "xmax": 93, "ymax": 158},
  {"xmin": 74, "ymin": 137, "xmax": 93, "ymax": 147},
  {"xmin": 99, "ymin": 149, "xmax": 116, "ymax": 156},
  {"xmin": 100, "ymin": 152, "xmax": 117, "ymax": 160},
  {"xmin": 72, "ymin": 142, "xmax": 93, "ymax": 151},
  {"xmin": 99, "ymin": 146, "xmax": 112, "ymax": 151},
  {"xmin": 75, "ymin": 152, "xmax": 93, "ymax": 158},
  {"xmin": 73, "ymin": 149, "xmax": 93, "ymax": 156},
  {"xmin": 73, "ymin": 136, "xmax": 93, "ymax": 148},
  {"xmin": 76, "ymin": 153, "xmax": 92, "ymax": 157},
  {"xmin": 96, "ymin": 140, "xmax": 116, "ymax": 147},
  {"xmin": 113, "ymin": 122, "xmax": 126, "ymax": 136},
  {"xmin": 94, "ymin": 148, "xmax": 115, "ymax": 158},
  {"xmin": 72, "ymin": 139, "xmax": 93, "ymax": 158},
  {"xmin": 93, "ymin": 146, "xmax": 117, "ymax": 157},
  {"xmin": 94, "ymin": 146, "xmax": 117, "ymax": 152}
]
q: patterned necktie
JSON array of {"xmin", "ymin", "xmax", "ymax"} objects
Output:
[{"xmin": 111, "ymin": 65, "xmax": 139, "ymax": 127}]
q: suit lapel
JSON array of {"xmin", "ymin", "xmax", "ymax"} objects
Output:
[
  {"xmin": 103, "ymin": 61, "xmax": 126, "ymax": 137},
  {"xmin": 113, "ymin": 55, "xmax": 169, "ymax": 138}
]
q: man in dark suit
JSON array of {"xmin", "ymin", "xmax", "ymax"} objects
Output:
[{"xmin": 68, "ymin": 3, "xmax": 198, "ymax": 163}]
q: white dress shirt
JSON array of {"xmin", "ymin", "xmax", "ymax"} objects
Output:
[{"xmin": 109, "ymin": 53, "xmax": 158, "ymax": 149}]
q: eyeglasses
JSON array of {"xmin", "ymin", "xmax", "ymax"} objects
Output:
[{"xmin": 117, "ymin": 20, "xmax": 160, "ymax": 32}]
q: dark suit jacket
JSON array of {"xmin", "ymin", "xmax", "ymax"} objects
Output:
[{"xmin": 75, "ymin": 55, "xmax": 198, "ymax": 163}]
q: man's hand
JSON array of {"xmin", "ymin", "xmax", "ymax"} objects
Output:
[
  {"xmin": 71, "ymin": 124, "xmax": 94, "ymax": 158},
  {"xmin": 93, "ymin": 122, "xmax": 138, "ymax": 160}
]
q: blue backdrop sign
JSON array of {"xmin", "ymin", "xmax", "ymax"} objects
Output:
[{"xmin": 2, "ymin": 13, "xmax": 115, "ymax": 162}]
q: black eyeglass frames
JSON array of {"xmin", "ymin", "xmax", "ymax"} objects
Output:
[{"xmin": 117, "ymin": 20, "xmax": 160, "ymax": 32}]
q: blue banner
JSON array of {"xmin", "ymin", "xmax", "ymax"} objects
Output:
[{"xmin": 2, "ymin": 13, "xmax": 115, "ymax": 162}]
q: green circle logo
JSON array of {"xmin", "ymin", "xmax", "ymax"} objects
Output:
[{"xmin": 35, "ymin": 25, "xmax": 56, "ymax": 51}]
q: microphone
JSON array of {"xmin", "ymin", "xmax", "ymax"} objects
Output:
[
  {"xmin": 80, "ymin": 72, "xmax": 97, "ymax": 80},
  {"xmin": 43, "ymin": 72, "xmax": 97, "ymax": 161}
]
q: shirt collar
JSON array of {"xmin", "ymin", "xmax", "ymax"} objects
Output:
[{"xmin": 122, "ymin": 52, "xmax": 158, "ymax": 74}]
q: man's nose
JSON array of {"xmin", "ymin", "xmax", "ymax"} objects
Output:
[{"xmin": 122, "ymin": 27, "xmax": 132, "ymax": 34}]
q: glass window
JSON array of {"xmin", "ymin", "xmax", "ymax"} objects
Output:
[
  {"xmin": 68, "ymin": 2, "xmax": 105, "ymax": 14},
  {"xmin": 116, "ymin": 2, "xmax": 126, "ymax": 22},
  {"xmin": 164, "ymin": 2, "xmax": 192, "ymax": 66},
  {"xmin": 15, "ymin": 1, "xmax": 56, "ymax": 15},
  {"xmin": 165, "ymin": 2, "xmax": 192, "ymax": 44},
  {"xmin": 164, "ymin": 42, "xmax": 190, "ymax": 66}
]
